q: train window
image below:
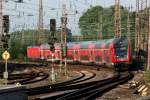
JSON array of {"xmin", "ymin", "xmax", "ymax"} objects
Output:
[
  {"xmin": 95, "ymin": 56, "xmax": 102, "ymax": 62},
  {"xmin": 67, "ymin": 55, "xmax": 73, "ymax": 60},
  {"xmin": 89, "ymin": 50, "xmax": 92, "ymax": 56},
  {"xmin": 80, "ymin": 55, "xmax": 89, "ymax": 60},
  {"xmin": 47, "ymin": 55, "xmax": 51, "ymax": 59},
  {"xmin": 115, "ymin": 45, "xmax": 128, "ymax": 58},
  {"xmin": 74, "ymin": 50, "xmax": 78, "ymax": 54}
]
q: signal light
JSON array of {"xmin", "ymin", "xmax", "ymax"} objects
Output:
[
  {"xmin": 1, "ymin": 34, "xmax": 10, "ymax": 42},
  {"xmin": 3, "ymin": 43, "xmax": 8, "ymax": 50},
  {"xmin": 3, "ymin": 15, "xmax": 9, "ymax": 33},
  {"xmin": 50, "ymin": 19, "xmax": 56, "ymax": 32},
  {"xmin": 1, "ymin": 34, "xmax": 10, "ymax": 50}
]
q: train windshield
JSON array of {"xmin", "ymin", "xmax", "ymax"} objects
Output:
[{"xmin": 114, "ymin": 39, "xmax": 128, "ymax": 59}]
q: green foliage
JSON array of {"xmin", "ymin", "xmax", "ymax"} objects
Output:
[
  {"xmin": 79, "ymin": 6, "xmax": 103, "ymax": 38},
  {"xmin": 79, "ymin": 5, "xmax": 136, "ymax": 40},
  {"xmin": 9, "ymin": 29, "xmax": 50, "ymax": 60},
  {"xmin": 144, "ymin": 70, "xmax": 150, "ymax": 83},
  {"xmin": 6, "ymin": 28, "xmax": 72, "ymax": 60}
]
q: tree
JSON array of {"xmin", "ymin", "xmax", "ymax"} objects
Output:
[
  {"xmin": 79, "ymin": 5, "xmax": 136, "ymax": 40},
  {"xmin": 79, "ymin": 6, "xmax": 103, "ymax": 40}
]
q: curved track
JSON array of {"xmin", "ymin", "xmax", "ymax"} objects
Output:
[
  {"xmin": 35, "ymin": 72, "xmax": 133, "ymax": 100},
  {"xmin": 27, "ymin": 71, "xmax": 96, "ymax": 96},
  {"xmin": 0, "ymin": 72, "xmax": 49, "ymax": 85}
]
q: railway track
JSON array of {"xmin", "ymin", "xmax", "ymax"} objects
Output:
[
  {"xmin": 0, "ymin": 62, "xmax": 42, "ymax": 73},
  {"xmin": 0, "ymin": 72, "xmax": 49, "ymax": 85},
  {"xmin": 35, "ymin": 72, "xmax": 133, "ymax": 100},
  {"xmin": 27, "ymin": 71, "xmax": 96, "ymax": 96}
]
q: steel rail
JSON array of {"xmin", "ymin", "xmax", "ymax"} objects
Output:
[
  {"xmin": 57, "ymin": 72, "xmax": 133, "ymax": 100},
  {"xmin": 27, "ymin": 72, "xmax": 85, "ymax": 95},
  {"xmin": 33, "ymin": 73, "xmax": 120, "ymax": 100}
]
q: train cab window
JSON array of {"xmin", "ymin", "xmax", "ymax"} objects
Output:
[{"xmin": 115, "ymin": 45, "xmax": 128, "ymax": 58}]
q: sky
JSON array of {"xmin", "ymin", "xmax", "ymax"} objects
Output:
[{"xmin": 3, "ymin": 0, "xmax": 144, "ymax": 35}]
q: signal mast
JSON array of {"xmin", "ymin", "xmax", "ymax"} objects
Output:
[
  {"xmin": 60, "ymin": 0, "xmax": 68, "ymax": 75},
  {"xmin": 0, "ymin": 0, "xmax": 3, "ymax": 50},
  {"xmin": 147, "ymin": 3, "xmax": 150, "ymax": 70},
  {"xmin": 37, "ymin": 0, "xmax": 44, "ymax": 45}
]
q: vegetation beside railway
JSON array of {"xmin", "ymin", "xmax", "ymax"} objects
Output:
[
  {"xmin": 144, "ymin": 70, "xmax": 150, "ymax": 83},
  {"xmin": 79, "ymin": 5, "xmax": 136, "ymax": 40}
]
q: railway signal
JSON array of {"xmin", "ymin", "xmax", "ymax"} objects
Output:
[
  {"xmin": 60, "ymin": 2, "xmax": 68, "ymax": 75},
  {"xmin": 1, "ymin": 15, "xmax": 10, "ymax": 50},
  {"xmin": 50, "ymin": 19, "xmax": 56, "ymax": 32},
  {"xmin": 49, "ymin": 19, "xmax": 57, "ymax": 82},
  {"xmin": 2, "ymin": 50, "xmax": 10, "ymax": 60},
  {"xmin": 1, "ymin": 34, "xmax": 10, "ymax": 50},
  {"xmin": 49, "ymin": 19, "xmax": 57, "ymax": 53},
  {"xmin": 3, "ymin": 15, "xmax": 9, "ymax": 33},
  {"xmin": 2, "ymin": 50, "xmax": 10, "ymax": 84}
]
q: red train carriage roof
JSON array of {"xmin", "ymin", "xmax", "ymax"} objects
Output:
[
  {"xmin": 88, "ymin": 42, "xmax": 96, "ymax": 49},
  {"xmin": 94, "ymin": 38, "xmax": 114, "ymax": 49},
  {"xmin": 67, "ymin": 42, "xmax": 75, "ymax": 49},
  {"xmin": 40, "ymin": 44, "xmax": 50, "ymax": 49},
  {"xmin": 54, "ymin": 43, "xmax": 61, "ymax": 49},
  {"xmin": 36, "ymin": 37, "xmax": 127, "ymax": 50},
  {"xmin": 40, "ymin": 43, "xmax": 61, "ymax": 50},
  {"xmin": 73, "ymin": 43, "xmax": 80, "ymax": 49},
  {"xmin": 78, "ymin": 41, "xmax": 94, "ymax": 49}
]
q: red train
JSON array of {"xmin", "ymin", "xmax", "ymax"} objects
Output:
[{"xmin": 27, "ymin": 37, "xmax": 131, "ymax": 69}]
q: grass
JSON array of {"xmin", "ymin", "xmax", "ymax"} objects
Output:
[{"xmin": 144, "ymin": 70, "xmax": 150, "ymax": 83}]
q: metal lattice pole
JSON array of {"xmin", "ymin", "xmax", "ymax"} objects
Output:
[
  {"xmin": 97, "ymin": 9, "xmax": 103, "ymax": 40},
  {"xmin": 63, "ymin": 4, "xmax": 67, "ymax": 75},
  {"xmin": 147, "ymin": 8, "xmax": 150, "ymax": 70},
  {"xmin": 37, "ymin": 0, "xmax": 43, "ymax": 45},
  {"xmin": 135, "ymin": 0, "xmax": 140, "ymax": 54},
  {"xmin": 0, "ymin": 0, "xmax": 3, "ymax": 44},
  {"xmin": 127, "ymin": 7, "xmax": 131, "ymax": 40},
  {"xmin": 114, "ymin": 0, "xmax": 121, "ymax": 38},
  {"xmin": 60, "ymin": 0, "xmax": 67, "ymax": 75}
]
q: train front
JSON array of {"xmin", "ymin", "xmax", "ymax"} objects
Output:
[{"xmin": 113, "ymin": 38, "xmax": 131, "ymax": 69}]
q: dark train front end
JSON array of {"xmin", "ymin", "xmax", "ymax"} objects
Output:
[{"xmin": 113, "ymin": 38, "xmax": 131, "ymax": 69}]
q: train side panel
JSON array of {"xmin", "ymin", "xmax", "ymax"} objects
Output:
[{"xmin": 27, "ymin": 47, "xmax": 40, "ymax": 58}]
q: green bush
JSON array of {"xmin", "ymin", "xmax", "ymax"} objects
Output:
[{"xmin": 144, "ymin": 70, "xmax": 150, "ymax": 83}]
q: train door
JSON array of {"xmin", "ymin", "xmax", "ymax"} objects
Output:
[
  {"xmin": 94, "ymin": 49, "xmax": 102, "ymax": 65},
  {"xmin": 67, "ymin": 49, "xmax": 74, "ymax": 62},
  {"xmin": 102, "ymin": 50, "xmax": 105, "ymax": 64},
  {"xmin": 103, "ymin": 50, "xmax": 111, "ymax": 65},
  {"xmin": 55, "ymin": 50, "xmax": 59, "ymax": 61},
  {"xmin": 78, "ymin": 49, "xmax": 80, "ymax": 62},
  {"xmin": 73, "ymin": 50, "xmax": 77, "ymax": 61},
  {"xmin": 80, "ymin": 49, "xmax": 89, "ymax": 63},
  {"xmin": 89, "ymin": 49, "xmax": 94, "ymax": 62}
]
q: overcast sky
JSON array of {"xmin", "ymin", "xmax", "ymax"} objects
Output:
[{"xmin": 3, "ymin": 0, "xmax": 146, "ymax": 35}]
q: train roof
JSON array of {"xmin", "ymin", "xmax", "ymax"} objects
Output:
[
  {"xmin": 38, "ymin": 37, "xmax": 128, "ymax": 49},
  {"xmin": 113, "ymin": 37, "xmax": 128, "ymax": 47}
]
